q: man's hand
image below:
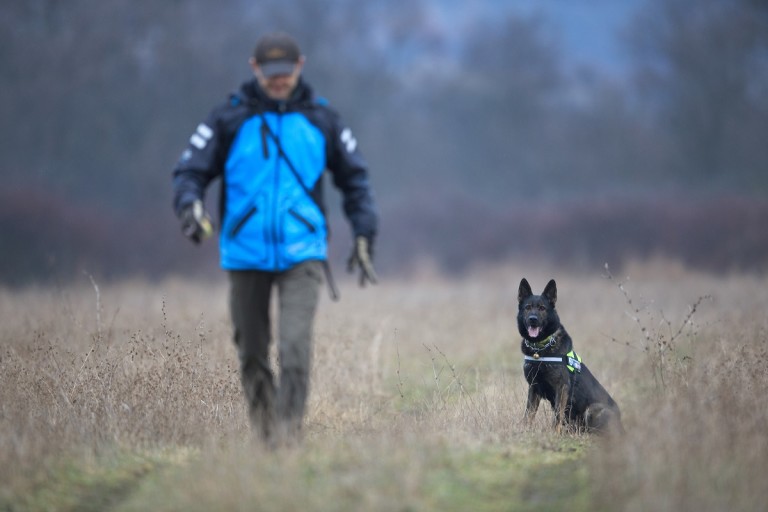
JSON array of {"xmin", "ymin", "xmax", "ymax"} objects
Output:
[
  {"xmin": 347, "ymin": 236, "xmax": 377, "ymax": 286},
  {"xmin": 180, "ymin": 199, "xmax": 214, "ymax": 244}
]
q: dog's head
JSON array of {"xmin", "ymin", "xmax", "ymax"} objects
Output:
[{"xmin": 517, "ymin": 278, "xmax": 560, "ymax": 342}]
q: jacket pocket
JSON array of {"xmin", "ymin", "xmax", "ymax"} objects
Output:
[
  {"xmin": 288, "ymin": 208, "xmax": 317, "ymax": 234},
  {"xmin": 228, "ymin": 205, "xmax": 258, "ymax": 238}
]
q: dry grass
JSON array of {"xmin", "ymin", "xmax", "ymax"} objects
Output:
[{"xmin": 1, "ymin": 261, "xmax": 766, "ymax": 511}]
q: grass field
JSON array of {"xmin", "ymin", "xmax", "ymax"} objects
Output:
[{"xmin": 1, "ymin": 261, "xmax": 767, "ymax": 511}]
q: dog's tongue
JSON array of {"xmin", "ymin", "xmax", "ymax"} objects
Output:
[{"xmin": 528, "ymin": 326, "xmax": 541, "ymax": 338}]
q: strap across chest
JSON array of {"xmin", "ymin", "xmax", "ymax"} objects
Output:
[{"xmin": 524, "ymin": 350, "xmax": 582, "ymax": 373}]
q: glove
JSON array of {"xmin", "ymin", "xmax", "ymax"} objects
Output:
[
  {"xmin": 347, "ymin": 236, "xmax": 378, "ymax": 286},
  {"xmin": 179, "ymin": 199, "xmax": 214, "ymax": 244}
]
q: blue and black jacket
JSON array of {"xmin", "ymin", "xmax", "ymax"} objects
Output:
[{"xmin": 172, "ymin": 78, "xmax": 378, "ymax": 272}]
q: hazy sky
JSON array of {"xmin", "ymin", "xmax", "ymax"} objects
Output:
[
  {"xmin": 525, "ymin": 0, "xmax": 642, "ymax": 74},
  {"xmin": 433, "ymin": 0, "xmax": 643, "ymax": 75}
]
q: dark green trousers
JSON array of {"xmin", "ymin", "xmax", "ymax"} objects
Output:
[{"xmin": 228, "ymin": 260, "xmax": 323, "ymax": 440}]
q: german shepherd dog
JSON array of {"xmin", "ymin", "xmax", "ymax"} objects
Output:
[{"xmin": 518, "ymin": 278, "xmax": 623, "ymax": 435}]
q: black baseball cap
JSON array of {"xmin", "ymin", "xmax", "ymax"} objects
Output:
[{"xmin": 254, "ymin": 32, "xmax": 301, "ymax": 77}]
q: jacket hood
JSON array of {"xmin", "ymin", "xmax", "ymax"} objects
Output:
[{"xmin": 239, "ymin": 77, "xmax": 315, "ymax": 110}]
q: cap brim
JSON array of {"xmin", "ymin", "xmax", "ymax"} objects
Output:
[{"xmin": 259, "ymin": 60, "xmax": 298, "ymax": 78}]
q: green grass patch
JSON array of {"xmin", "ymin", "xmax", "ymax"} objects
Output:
[
  {"xmin": 3, "ymin": 447, "xmax": 195, "ymax": 512},
  {"xmin": 7, "ymin": 434, "xmax": 594, "ymax": 512},
  {"xmin": 423, "ymin": 442, "xmax": 590, "ymax": 512}
]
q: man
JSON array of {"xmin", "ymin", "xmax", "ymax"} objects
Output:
[{"xmin": 172, "ymin": 32, "xmax": 378, "ymax": 443}]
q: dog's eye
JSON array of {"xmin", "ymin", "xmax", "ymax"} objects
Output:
[{"xmin": 538, "ymin": 305, "xmax": 546, "ymax": 311}]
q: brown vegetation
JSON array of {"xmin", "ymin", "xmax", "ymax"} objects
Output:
[{"xmin": 1, "ymin": 262, "xmax": 766, "ymax": 510}]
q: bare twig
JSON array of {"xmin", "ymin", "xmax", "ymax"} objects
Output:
[
  {"xmin": 604, "ymin": 263, "xmax": 710, "ymax": 393},
  {"xmin": 83, "ymin": 271, "xmax": 102, "ymax": 342},
  {"xmin": 433, "ymin": 345, "xmax": 483, "ymax": 423},
  {"xmin": 395, "ymin": 332, "xmax": 405, "ymax": 399}
]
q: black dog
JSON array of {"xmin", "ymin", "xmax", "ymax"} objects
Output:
[{"xmin": 518, "ymin": 278, "xmax": 623, "ymax": 435}]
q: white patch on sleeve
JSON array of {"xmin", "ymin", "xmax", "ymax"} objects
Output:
[
  {"xmin": 196, "ymin": 123, "xmax": 214, "ymax": 140},
  {"xmin": 190, "ymin": 133, "xmax": 207, "ymax": 149},
  {"xmin": 189, "ymin": 123, "xmax": 213, "ymax": 150},
  {"xmin": 340, "ymin": 128, "xmax": 357, "ymax": 153}
]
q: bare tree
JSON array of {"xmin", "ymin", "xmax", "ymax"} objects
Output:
[{"xmin": 628, "ymin": 0, "xmax": 768, "ymax": 183}]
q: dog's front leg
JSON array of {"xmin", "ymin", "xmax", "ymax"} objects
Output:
[
  {"xmin": 553, "ymin": 383, "xmax": 569, "ymax": 434},
  {"xmin": 524, "ymin": 385, "xmax": 542, "ymax": 425}
]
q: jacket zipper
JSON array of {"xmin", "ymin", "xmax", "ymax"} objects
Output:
[
  {"xmin": 228, "ymin": 205, "xmax": 258, "ymax": 238},
  {"xmin": 271, "ymin": 112, "xmax": 282, "ymax": 270}
]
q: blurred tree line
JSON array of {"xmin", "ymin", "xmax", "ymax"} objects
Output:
[{"xmin": 1, "ymin": 0, "xmax": 767, "ymax": 285}]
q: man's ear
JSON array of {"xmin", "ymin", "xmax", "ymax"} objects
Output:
[
  {"xmin": 293, "ymin": 56, "xmax": 306, "ymax": 77},
  {"xmin": 249, "ymin": 57, "xmax": 261, "ymax": 77}
]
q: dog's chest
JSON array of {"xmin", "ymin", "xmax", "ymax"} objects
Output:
[{"xmin": 523, "ymin": 359, "xmax": 569, "ymax": 386}]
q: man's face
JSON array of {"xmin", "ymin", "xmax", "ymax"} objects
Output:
[{"xmin": 250, "ymin": 57, "xmax": 305, "ymax": 101}]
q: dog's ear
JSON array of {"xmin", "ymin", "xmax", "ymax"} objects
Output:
[
  {"xmin": 518, "ymin": 278, "xmax": 533, "ymax": 303},
  {"xmin": 543, "ymin": 279, "xmax": 557, "ymax": 306}
]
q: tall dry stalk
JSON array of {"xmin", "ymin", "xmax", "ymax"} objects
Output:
[{"xmin": 604, "ymin": 263, "xmax": 711, "ymax": 393}]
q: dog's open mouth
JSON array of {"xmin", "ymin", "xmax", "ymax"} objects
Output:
[{"xmin": 527, "ymin": 326, "xmax": 541, "ymax": 338}]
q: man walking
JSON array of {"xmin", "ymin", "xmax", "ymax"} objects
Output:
[{"xmin": 172, "ymin": 32, "xmax": 378, "ymax": 443}]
